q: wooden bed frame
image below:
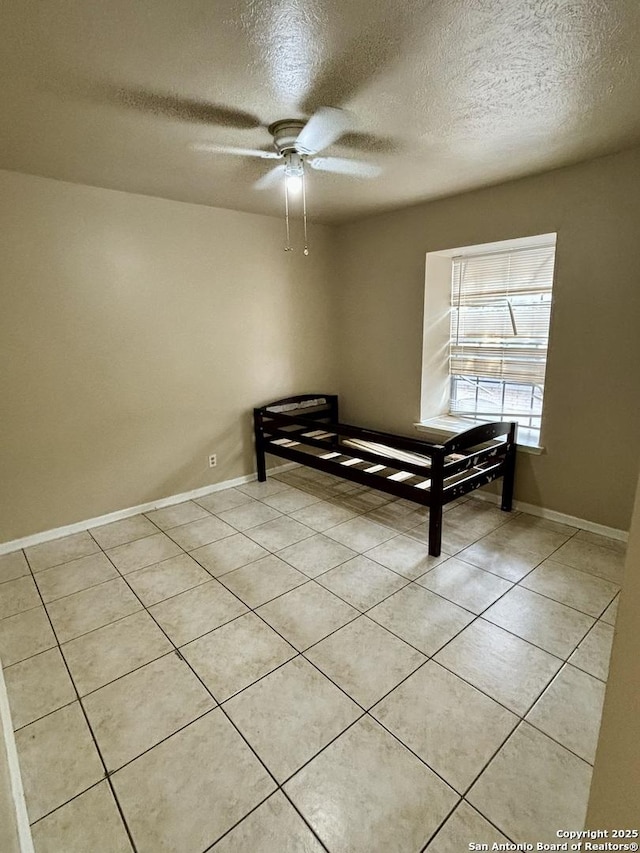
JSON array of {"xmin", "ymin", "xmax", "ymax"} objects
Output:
[{"xmin": 254, "ymin": 394, "xmax": 517, "ymax": 557}]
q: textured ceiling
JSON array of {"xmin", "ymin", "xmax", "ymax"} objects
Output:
[{"xmin": 1, "ymin": 0, "xmax": 639, "ymax": 223}]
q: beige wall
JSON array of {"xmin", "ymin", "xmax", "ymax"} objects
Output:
[
  {"xmin": 334, "ymin": 147, "xmax": 640, "ymax": 530},
  {"xmin": 586, "ymin": 471, "xmax": 640, "ymax": 825},
  {"xmin": 3, "ymin": 147, "xmax": 640, "ymax": 541},
  {"xmin": 0, "ymin": 170, "xmax": 337, "ymax": 542}
]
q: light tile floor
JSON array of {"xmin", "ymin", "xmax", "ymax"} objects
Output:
[{"xmin": 0, "ymin": 466, "xmax": 624, "ymax": 852}]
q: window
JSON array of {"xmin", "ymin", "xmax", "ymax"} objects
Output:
[
  {"xmin": 449, "ymin": 244, "xmax": 556, "ymax": 437},
  {"xmin": 419, "ymin": 234, "xmax": 557, "ymax": 449}
]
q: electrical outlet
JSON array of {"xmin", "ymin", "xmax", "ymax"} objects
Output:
[{"xmin": 208, "ymin": 454, "xmax": 217, "ymax": 468}]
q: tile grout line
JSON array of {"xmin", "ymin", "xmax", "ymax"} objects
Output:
[
  {"xmin": 19, "ymin": 547, "xmax": 141, "ymax": 853},
  {"xmin": 88, "ymin": 529, "xmax": 335, "ymax": 853},
  {"xmin": 5, "ymin": 488, "xmax": 618, "ymax": 849}
]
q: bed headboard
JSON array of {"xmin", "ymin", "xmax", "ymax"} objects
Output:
[{"xmin": 259, "ymin": 394, "xmax": 338, "ymax": 421}]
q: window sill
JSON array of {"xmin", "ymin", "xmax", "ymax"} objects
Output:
[{"xmin": 414, "ymin": 415, "xmax": 545, "ymax": 455}]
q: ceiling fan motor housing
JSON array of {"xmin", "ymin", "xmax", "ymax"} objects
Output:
[{"xmin": 268, "ymin": 119, "xmax": 306, "ymax": 155}]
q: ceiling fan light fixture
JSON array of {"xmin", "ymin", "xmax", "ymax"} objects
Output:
[
  {"xmin": 284, "ymin": 151, "xmax": 304, "ymax": 194},
  {"xmin": 285, "ymin": 173, "xmax": 303, "ymax": 194},
  {"xmin": 282, "ymin": 151, "xmax": 308, "ymax": 254}
]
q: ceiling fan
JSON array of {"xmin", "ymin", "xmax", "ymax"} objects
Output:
[
  {"xmin": 73, "ymin": 80, "xmax": 386, "ymax": 253},
  {"xmin": 192, "ymin": 106, "xmax": 382, "ymax": 194}
]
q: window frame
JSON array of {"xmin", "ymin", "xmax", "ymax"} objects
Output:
[{"xmin": 419, "ymin": 233, "xmax": 557, "ymax": 451}]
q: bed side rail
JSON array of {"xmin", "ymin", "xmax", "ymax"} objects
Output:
[{"xmin": 261, "ymin": 410, "xmax": 445, "ymax": 460}]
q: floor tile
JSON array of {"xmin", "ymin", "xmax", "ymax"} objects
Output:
[
  {"xmin": 366, "ymin": 534, "xmax": 446, "ymax": 579},
  {"xmin": 333, "ymin": 490, "xmax": 394, "ymax": 513},
  {"xmin": 0, "ymin": 607, "xmax": 56, "ymax": 666},
  {"xmin": 25, "ymin": 532, "xmax": 100, "ymax": 573},
  {"xmin": 4, "ymin": 647, "xmax": 76, "ymax": 729},
  {"xmin": 106, "ymin": 533, "xmax": 183, "ymax": 575},
  {"xmin": 211, "ymin": 791, "xmax": 324, "ymax": 853},
  {"xmin": 7, "ymin": 500, "xmax": 613, "ymax": 849},
  {"xmin": 90, "ymin": 515, "xmax": 157, "ymax": 550},
  {"xmin": 83, "ymin": 653, "xmax": 215, "ymax": 771},
  {"xmin": 317, "ymin": 555, "xmax": 407, "ymax": 611},
  {"xmin": 149, "ymin": 579, "xmax": 247, "ymax": 646},
  {"xmin": 245, "ymin": 516, "xmax": 315, "ymax": 551},
  {"xmin": 277, "ymin": 534, "xmax": 357, "ymax": 578},
  {"xmin": 434, "ymin": 620, "xmax": 562, "ymax": 715},
  {"xmin": 257, "ymin": 582, "xmax": 358, "ymax": 651},
  {"xmin": 289, "ymin": 500, "xmax": 358, "ymax": 532},
  {"xmin": 30, "ymin": 781, "xmax": 133, "ymax": 853},
  {"xmin": 217, "ymin": 501, "xmax": 283, "ymax": 531},
  {"xmin": 600, "ymin": 595, "xmax": 619, "ymax": 626},
  {"xmin": 499, "ymin": 514, "xmax": 576, "ymax": 537},
  {"xmin": 467, "ymin": 723, "xmax": 591, "ymax": 842},
  {"xmin": 196, "ymin": 488, "xmax": 255, "ymax": 513},
  {"xmin": 166, "ymin": 515, "xmax": 236, "ymax": 550},
  {"xmin": 262, "ymin": 487, "xmax": 322, "ymax": 513},
  {"xmin": 456, "ymin": 539, "xmax": 544, "ymax": 582},
  {"xmin": 181, "ymin": 612, "xmax": 296, "ymax": 701},
  {"xmin": 447, "ymin": 500, "xmax": 510, "ymax": 530},
  {"xmin": 144, "ymin": 500, "xmax": 210, "ymax": 530},
  {"xmin": 46, "ymin": 577, "xmax": 142, "ymax": 643},
  {"xmin": 520, "ymin": 559, "xmax": 619, "ymax": 617},
  {"xmin": 34, "ymin": 552, "xmax": 118, "ymax": 603},
  {"xmin": 568, "ymin": 621, "xmax": 615, "ymax": 681},
  {"xmin": 125, "ymin": 553, "xmax": 211, "ymax": 606},
  {"xmin": 417, "ymin": 557, "xmax": 512, "ymax": 613},
  {"xmin": 372, "ymin": 661, "xmax": 517, "ymax": 793},
  {"xmin": 191, "ymin": 533, "xmax": 269, "ymax": 577},
  {"xmin": 365, "ymin": 501, "xmax": 428, "ymax": 532},
  {"xmin": 0, "ymin": 575, "xmax": 40, "ymax": 620},
  {"xmin": 458, "ymin": 516, "xmax": 572, "ymax": 580},
  {"xmin": 0, "ymin": 550, "xmax": 29, "ymax": 584},
  {"xmin": 61, "ymin": 610, "xmax": 172, "ymax": 696},
  {"xmin": 111, "ymin": 710, "xmax": 275, "ymax": 853},
  {"xmin": 237, "ymin": 479, "xmax": 292, "ymax": 498},
  {"xmin": 306, "ymin": 616, "xmax": 425, "ymax": 708},
  {"xmin": 324, "ymin": 517, "xmax": 396, "ymax": 552},
  {"xmin": 574, "ymin": 529, "xmax": 626, "ymax": 554},
  {"xmin": 15, "ymin": 702, "xmax": 104, "ymax": 822},
  {"xmin": 425, "ymin": 800, "xmax": 509, "ymax": 853},
  {"xmin": 403, "ymin": 524, "xmax": 453, "ymax": 553},
  {"xmin": 219, "ymin": 554, "xmax": 307, "ymax": 608},
  {"xmin": 492, "ymin": 514, "xmax": 575, "ymax": 544},
  {"xmin": 526, "ymin": 664, "xmax": 606, "ymax": 763},
  {"xmin": 552, "ymin": 537, "xmax": 626, "ymax": 584},
  {"xmin": 368, "ymin": 584, "xmax": 474, "ymax": 655},
  {"xmin": 436, "ymin": 504, "xmax": 510, "ymax": 554},
  {"xmin": 225, "ymin": 656, "xmax": 361, "ymax": 781},
  {"xmin": 483, "ymin": 586, "xmax": 594, "ymax": 658},
  {"xmin": 284, "ymin": 716, "xmax": 458, "ymax": 853}
]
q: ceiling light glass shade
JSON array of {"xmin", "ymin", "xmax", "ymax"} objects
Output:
[{"xmin": 285, "ymin": 173, "xmax": 302, "ymax": 193}]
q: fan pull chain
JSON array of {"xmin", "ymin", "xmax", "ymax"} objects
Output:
[
  {"xmin": 284, "ymin": 177, "xmax": 292, "ymax": 252},
  {"xmin": 301, "ymin": 161, "xmax": 309, "ymax": 256}
]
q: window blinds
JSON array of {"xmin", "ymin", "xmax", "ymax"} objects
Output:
[{"xmin": 450, "ymin": 244, "xmax": 556, "ymax": 389}]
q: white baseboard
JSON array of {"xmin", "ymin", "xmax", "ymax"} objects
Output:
[
  {"xmin": 0, "ymin": 463, "xmax": 298, "ymax": 556},
  {"xmin": 0, "ymin": 659, "xmax": 34, "ymax": 853},
  {"xmin": 1, "ymin": 462, "xmax": 628, "ymax": 554},
  {"xmin": 472, "ymin": 491, "xmax": 628, "ymax": 542}
]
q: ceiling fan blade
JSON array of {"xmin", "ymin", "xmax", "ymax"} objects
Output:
[
  {"xmin": 191, "ymin": 143, "xmax": 280, "ymax": 159},
  {"xmin": 300, "ymin": 9, "xmax": 416, "ymax": 115},
  {"xmin": 308, "ymin": 156, "xmax": 382, "ymax": 178},
  {"xmin": 296, "ymin": 107, "xmax": 352, "ymax": 155},
  {"xmin": 336, "ymin": 131, "xmax": 401, "ymax": 155},
  {"xmin": 99, "ymin": 85, "xmax": 262, "ymax": 129},
  {"xmin": 254, "ymin": 166, "xmax": 285, "ymax": 190}
]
